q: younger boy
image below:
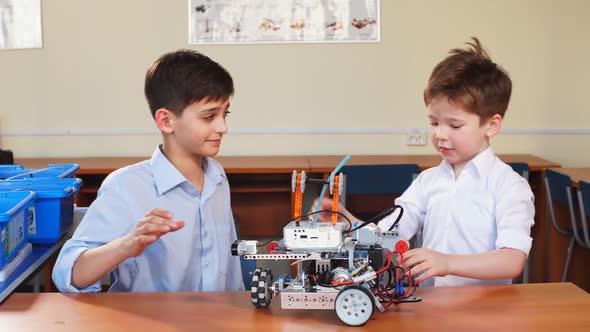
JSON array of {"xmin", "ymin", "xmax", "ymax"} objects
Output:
[
  {"xmin": 315, "ymin": 37, "xmax": 534, "ymax": 286},
  {"xmin": 53, "ymin": 50, "xmax": 244, "ymax": 292}
]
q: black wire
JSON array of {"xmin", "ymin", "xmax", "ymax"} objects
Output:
[
  {"xmin": 384, "ymin": 205, "xmax": 403, "ymax": 231},
  {"xmin": 343, "ymin": 205, "xmax": 404, "ymax": 234},
  {"xmin": 256, "ymin": 209, "xmax": 353, "ymax": 247}
]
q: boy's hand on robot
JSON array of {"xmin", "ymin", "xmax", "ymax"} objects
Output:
[
  {"xmin": 124, "ymin": 208, "xmax": 185, "ymax": 257},
  {"xmin": 399, "ymin": 248, "xmax": 451, "ymax": 284},
  {"xmin": 309, "ymin": 197, "xmax": 353, "ymax": 223}
]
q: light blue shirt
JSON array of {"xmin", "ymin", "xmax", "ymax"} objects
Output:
[{"xmin": 52, "ymin": 146, "xmax": 244, "ymax": 292}]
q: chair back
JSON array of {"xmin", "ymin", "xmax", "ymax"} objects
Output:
[
  {"xmin": 576, "ymin": 180, "xmax": 590, "ymax": 248},
  {"xmin": 544, "ymin": 169, "xmax": 582, "ymax": 281},
  {"xmin": 544, "ymin": 168, "xmax": 578, "ymax": 240},
  {"xmin": 339, "ymin": 164, "xmax": 421, "ymax": 245},
  {"xmin": 340, "ymin": 164, "xmax": 420, "ymax": 195},
  {"xmin": 545, "ymin": 168, "xmax": 574, "ymax": 205},
  {"xmin": 578, "ymin": 181, "xmax": 590, "ymax": 218},
  {"xmin": 508, "ymin": 162, "xmax": 530, "ymax": 181}
]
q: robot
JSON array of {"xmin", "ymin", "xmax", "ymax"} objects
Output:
[{"xmin": 231, "ymin": 156, "xmax": 421, "ymax": 326}]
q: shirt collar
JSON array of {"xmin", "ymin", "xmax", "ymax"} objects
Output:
[
  {"xmin": 440, "ymin": 146, "xmax": 495, "ymax": 179},
  {"xmin": 150, "ymin": 145, "xmax": 226, "ymax": 196},
  {"xmin": 150, "ymin": 146, "xmax": 186, "ymax": 195},
  {"xmin": 469, "ymin": 146, "xmax": 495, "ymax": 179}
]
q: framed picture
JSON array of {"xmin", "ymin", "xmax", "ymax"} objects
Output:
[
  {"xmin": 0, "ymin": 0, "xmax": 42, "ymax": 49},
  {"xmin": 189, "ymin": 0, "xmax": 380, "ymax": 45}
]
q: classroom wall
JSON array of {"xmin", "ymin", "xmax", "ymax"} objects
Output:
[{"xmin": 1, "ymin": 0, "xmax": 589, "ymax": 166}]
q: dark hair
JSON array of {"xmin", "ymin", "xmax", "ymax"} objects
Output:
[
  {"xmin": 144, "ymin": 49, "xmax": 234, "ymax": 118},
  {"xmin": 424, "ymin": 37, "xmax": 512, "ymax": 123}
]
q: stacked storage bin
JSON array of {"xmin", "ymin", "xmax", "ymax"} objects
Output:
[
  {"xmin": 0, "ymin": 164, "xmax": 82, "ymax": 244},
  {"xmin": 0, "ymin": 178, "xmax": 82, "ymax": 243},
  {"xmin": 0, "ymin": 163, "xmax": 79, "ymax": 180},
  {"xmin": 0, "ymin": 191, "xmax": 36, "ymax": 270}
]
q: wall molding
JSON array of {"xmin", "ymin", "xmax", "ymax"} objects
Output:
[{"xmin": 1, "ymin": 128, "xmax": 590, "ymax": 136}]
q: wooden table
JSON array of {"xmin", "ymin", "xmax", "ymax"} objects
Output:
[
  {"xmin": 15, "ymin": 154, "xmax": 560, "ymax": 283},
  {"xmin": 307, "ymin": 154, "xmax": 560, "ymax": 172},
  {"xmin": 15, "ymin": 156, "xmax": 310, "ymax": 237},
  {"xmin": 14, "ymin": 156, "xmax": 311, "ymax": 174},
  {"xmin": 0, "ymin": 283, "xmax": 588, "ymax": 331}
]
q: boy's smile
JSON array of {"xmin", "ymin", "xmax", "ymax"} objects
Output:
[
  {"xmin": 428, "ymin": 97, "xmax": 502, "ymax": 177},
  {"xmin": 206, "ymin": 138, "xmax": 222, "ymax": 147}
]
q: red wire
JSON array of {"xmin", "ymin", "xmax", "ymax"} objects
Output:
[{"xmin": 323, "ymin": 250, "xmax": 418, "ymax": 304}]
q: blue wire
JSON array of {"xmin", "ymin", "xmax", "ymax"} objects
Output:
[{"xmin": 311, "ymin": 154, "xmax": 351, "ymax": 227}]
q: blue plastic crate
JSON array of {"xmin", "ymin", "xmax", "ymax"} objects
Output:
[
  {"xmin": 0, "ymin": 191, "xmax": 36, "ymax": 269},
  {"xmin": 0, "ymin": 163, "xmax": 79, "ymax": 180},
  {"xmin": 0, "ymin": 178, "xmax": 82, "ymax": 244}
]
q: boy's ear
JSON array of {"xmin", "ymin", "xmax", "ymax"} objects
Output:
[
  {"xmin": 155, "ymin": 108, "xmax": 175, "ymax": 135},
  {"xmin": 485, "ymin": 114, "xmax": 503, "ymax": 138}
]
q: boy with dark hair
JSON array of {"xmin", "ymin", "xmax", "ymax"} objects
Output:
[
  {"xmin": 53, "ymin": 50, "xmax": 243, "ymax": 292},
  {"xmin": 315, "ymin": 37, "xmax": 534, "ymax": 286}
]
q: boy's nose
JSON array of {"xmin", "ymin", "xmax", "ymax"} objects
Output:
[
  {"xmin": 434, "ymin": 127, "xmax": 448, "ymax": 140},
  {"xmin": 215, "ymin": 118, "xmax": 228, "ymax": 135}
]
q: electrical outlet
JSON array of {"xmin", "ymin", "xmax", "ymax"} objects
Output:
[{"xmin": 406, "ymin": 132, "xmax": 427, "ymax": 146}]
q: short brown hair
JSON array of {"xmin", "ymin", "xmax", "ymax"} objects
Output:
[
  {"xmin": 424, "ymin": 37, "xmax": 512, "ymax": 123},
  {"xmin": 144, "ymin": 49, "xmax": 234, "ymax": 118}
]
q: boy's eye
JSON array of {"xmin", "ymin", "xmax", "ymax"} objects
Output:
[
  {"xmin": 451, "ymin": 125, "xmax": 463, "ymax": 129},
  {"xmin": 430, "ymin": 122, "xmax": 438, "ymax": 127}
]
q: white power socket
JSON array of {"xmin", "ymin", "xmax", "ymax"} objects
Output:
[{"xmin": 406, "ymin": 131, "xmax": 427, "ymax": 146}]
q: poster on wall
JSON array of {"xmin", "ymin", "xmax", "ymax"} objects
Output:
[
  {"xmin": 0, "ymin": 0, "xmax": 42, "ymax": 49},
  {"xmin": 189, "ymin": 0, "xmax": 380, "ymax": 45}
]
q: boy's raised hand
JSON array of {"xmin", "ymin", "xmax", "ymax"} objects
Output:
[
  {"xmin": 123, "ymin": 208, "xmax": 185, "ymax": 257},
  {"xmin": 309, "ymin": 197, "xmax": 356, "ymax": 223},
  {"xmin": 400, "ymin": 248, "xmax": 451, "ymax": 284}
]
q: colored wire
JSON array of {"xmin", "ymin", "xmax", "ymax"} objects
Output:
[
  {"xmin": 311, "ymin": 154, "xmax": 351, "ymax": 227},
  {"xmin": 343, "ymin": 205, "xmax": 404, "ymax": 234}
]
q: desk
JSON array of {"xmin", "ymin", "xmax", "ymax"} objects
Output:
[
  {"xmin": 16, "ymin": 156, "xmax": 310, "ymax": 238},
  {"xmin": 15, "ymin": 155, "xmax": 559, "ymax": 282},
  {"xmin": 551, "ymin": 168, "xmax": 590, "ymax": 188},
  {"xmin": 307, "ymin": 154, "xmax": 560, "ymax": 172},
  {"xmin": 0, "ymin": 230, "xmax": 71, "ymax": 303},
  {"xmin": 0, "ymin": 283, "xmax": 588, "ymax": 331}
]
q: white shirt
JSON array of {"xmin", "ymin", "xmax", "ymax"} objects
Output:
[{"xmin": 378, "ymin": 147, "xmax": 534, "ymax": 286}]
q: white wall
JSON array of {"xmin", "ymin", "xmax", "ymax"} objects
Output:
[{"xmin": 1, "ymin": 0, "xmax": 589, "ymax": 166}]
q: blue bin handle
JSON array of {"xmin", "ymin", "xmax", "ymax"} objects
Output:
[{"xmin": 0, "ymin": 191, "xmax": 37, "ymax": 217}]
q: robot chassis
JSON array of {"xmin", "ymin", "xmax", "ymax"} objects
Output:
[{"xmin": 231, "ymin": 157, "xmax": 421, "ymax": 326}]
